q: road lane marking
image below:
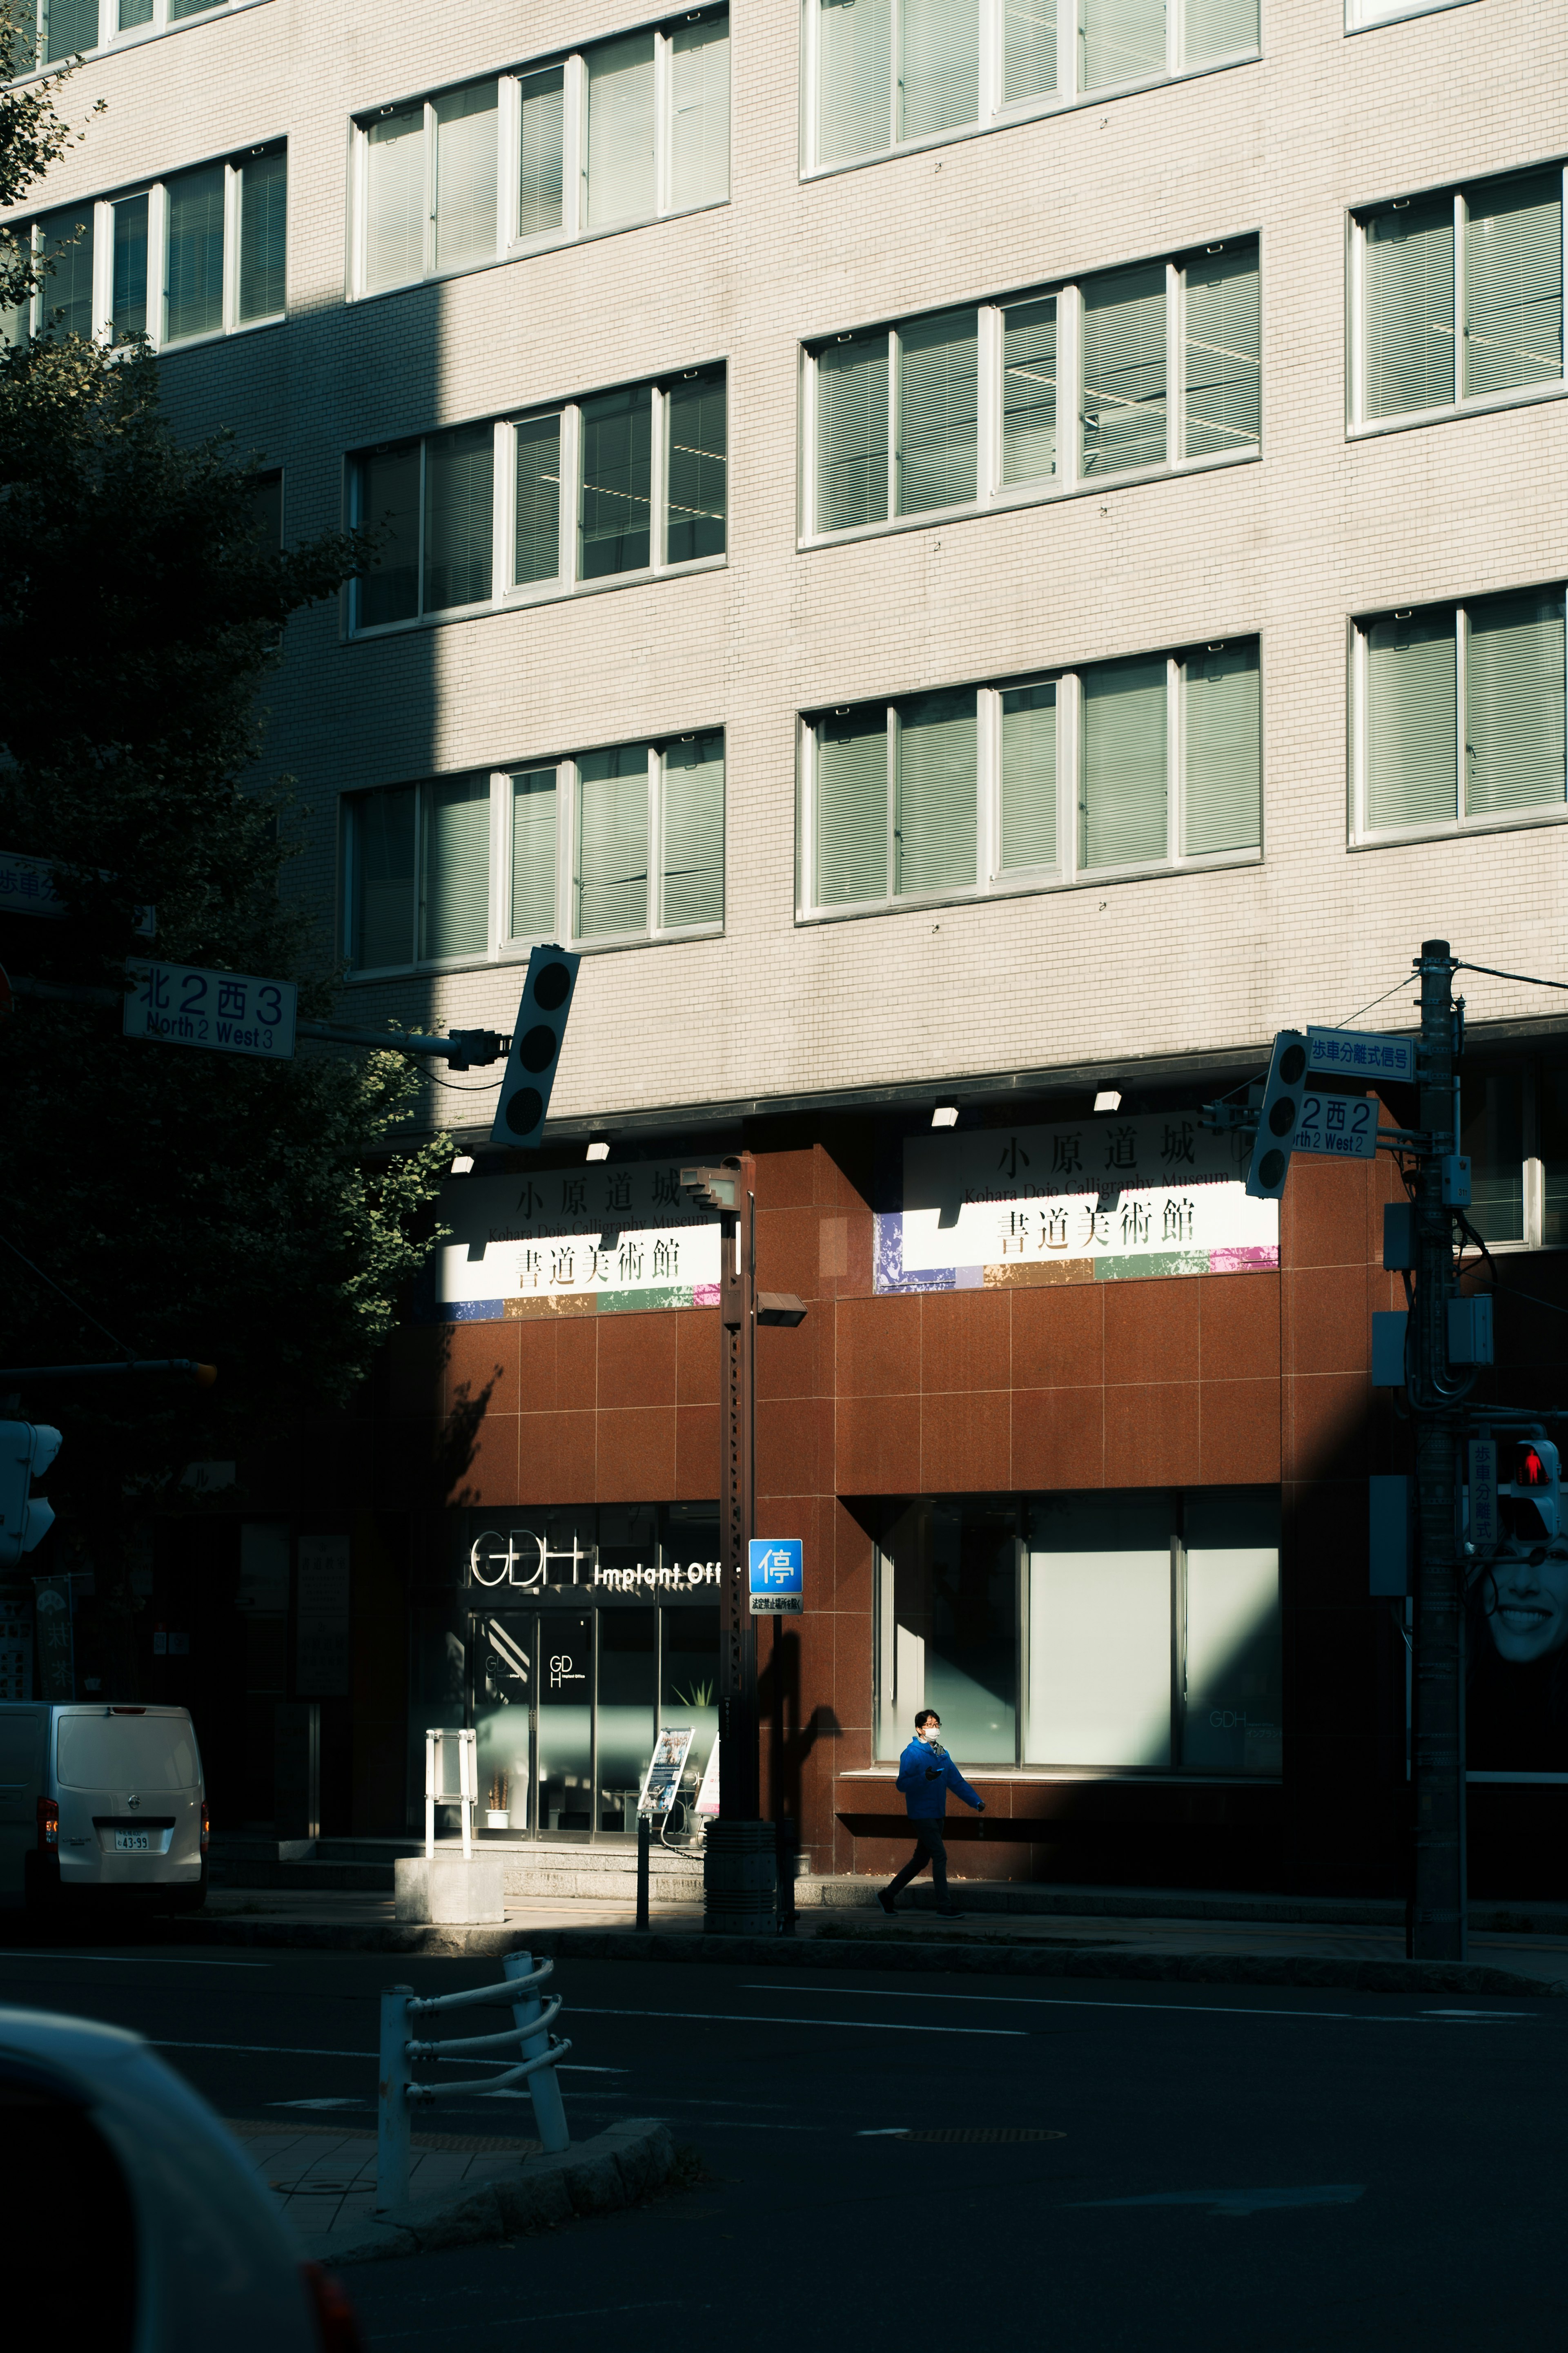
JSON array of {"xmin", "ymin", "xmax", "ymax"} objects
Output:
[
  {"xmin": 569, "ymin": 2005, "xmax": 1025, "ymax": 2036},
  {"xmin": 739, "ymin": 1986, "xmax": 1535, "ymax": 2026},
  {"xmin": 1071, "ymin": 2183, "xmax": 1365, "ymax": 2217},
  {"xmin": 1, "ymin": 1952, "xmax": 270, "ymax": 1968},
  {"xmin": 370, "ymin": 2298, "xmax": 702, "ymax": 2343}
]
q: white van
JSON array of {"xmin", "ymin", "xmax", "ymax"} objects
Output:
[{"xmin": 0, "ymin": 1703, "xmax": 207, "ymax": 1911}]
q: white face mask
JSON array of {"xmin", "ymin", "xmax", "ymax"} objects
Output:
[{"xmin": 920, "ymin": 1724, "xmax": 942, "ymax": 1744}]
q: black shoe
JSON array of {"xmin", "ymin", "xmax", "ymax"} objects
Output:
[
  {"xmin": 878, "ymin": 1889, "xmax": 897, "ymax": 1916},
  {"xmin": 937, "ymin": 1905, "xmax": 964, "ymax": 1919}
]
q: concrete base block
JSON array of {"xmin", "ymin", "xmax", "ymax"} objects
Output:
[{"xmin": 394, "ymin": 1856, "xmax": 506, "ymax": 1925}]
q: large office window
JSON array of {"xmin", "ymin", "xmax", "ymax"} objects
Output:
[
  {"xmin": 801, "ymin": 637, "xmax": 1261, "ymax": 918},
  {"xmin": 1352, "ymin": 585, "xmax": 1567, "ymax": 842},
  {"xmin": 3, "ymin": 147, "xmax": 286, "ymax": 348},
  {"xmin": 804, "ymin": 241, "xmax": 1259, "ymax": 538},
  {"xmin": 353, "ymin": 9, "xmax": 728, "ymax": 298},
  {"xmin": 9, "ymin": 0, "xmax": 259, "ymax": 71},
  {"xmin": 350, "ymin": 367, "xmax": 725, "ymax": 632},
  {"xmin": 806, "ymin": 0, "xmax": 1257, "ymax": 173},
  {"xmin": 343, "ymin": 734, "xmax": 724, "ymax": 970},
  {"xmin": 877, "ymin": 1489, "xmax": 1282, "ymax": 1774},
  {"xmin": 1353, "ymin": 165, "xmax": 1566, "ymax": 430}
]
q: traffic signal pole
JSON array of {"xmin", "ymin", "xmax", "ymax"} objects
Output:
[{"xmin": 1411, "ymin": 940, "xmax": 1466, "ymax": 1961}]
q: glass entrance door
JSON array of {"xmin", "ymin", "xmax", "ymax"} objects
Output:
[
  {"xmin": 473, "ymin": 1611, "xmax": 533, "ymax": 1832},
  {"xmin": 537, "ymin": 1613, "xmax": 592, "ymax": 1835}
]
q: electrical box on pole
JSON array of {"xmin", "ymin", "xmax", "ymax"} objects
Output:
[{"xmin": 490, "ymin": 946, "xmax": 581, "ymax": 1148}]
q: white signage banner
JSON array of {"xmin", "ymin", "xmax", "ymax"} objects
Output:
[
  {"xmin": 435, "ymin": 1164, "xmax": 722, "ymax": 1324},
  {"xmin": 878, "ymin": 1112, "xmax": 1278, "ymax": 1294}
]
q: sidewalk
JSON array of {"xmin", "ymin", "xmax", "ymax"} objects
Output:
[{"xmin": 184, "ymin": 1885, "xmax": 1568, "ymax": 1994}]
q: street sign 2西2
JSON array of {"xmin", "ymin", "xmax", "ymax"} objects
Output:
[
  {"xmin": 749, "ymin": 1538, "xmax": 802, "ymax": 1615},
  {"xmin": 1292, "ymin": 1091, "xmax": 1378, "ymax": 1160}
]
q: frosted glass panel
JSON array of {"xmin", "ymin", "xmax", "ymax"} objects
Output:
[
  {"xmin": 513, "ymin": 411, "xmax": 562, "ymax": 586},
  {"xmin": 1183, "ymin": 244, "xmax": 1260, "ymax": 457},
  {"xmin": 896, "ymin": 308, "xmax": 978, "ymax": 515},
  {"xmin": 1184, "ymin": 0, "xmax": 1256, "ymax": 60},
  {"xmin": 816, "ymin": 710, "xmax": 888, "ymax": 906},
  {"xmin": 1004, "ymin": 0, "xmax": 1057, "ymax": 102},
  {"xmin": 1463, "ymin": 171, "xmax": 1562, "ymax": 401},
  {"xmin": 237, "ymin": 147, "xmax": 287, "ymax": 322},
  {"xmin": 1365, "ymin": 199, "xmax": 1454, "ymax": 419},
  {"xmin": 510, "ymin": 767, "xmax": 558, "ymax": 942},
  {"xmin": 587, "ymin": 32, "xmax": 656, "ymax": 228},
  {"xmin": 1002, "ymin": 296, "xmax": 1057, "ymax": 484},
  {"xmin": 1366, "ymin": 611, "xmax": 1457, "ymax": 830},
  {"xmin": 1081, "ymin": 653, "xmax": 1167, "ymax": 868},
  {"xmin": 1000, "ymin": 683, "xmax": 1057, "ymax": 870},
  {"xmin": 517, "ymin": 69, "xmax": 566, "ymax": 241},
  {"xmin": 662, "ymin": 732, "xmax": 725, "ymax": 928},
  {"xmin": 817, "ymin": 335, "xmax": 889, "ymax": 530},
  {"xmin": 1466, "ymin": 590, "xmax": 1566, "ymax": 816},
  {"xmin": 423, "ymin": 422, "xmax": 493, "ymax": 612},
  {"xmin": 38, "ymin": 204, "xmax": 94, "ymax": 337},
  {"xmin": 165, "ymin": 165, "xmax": 225, "ymax": 341},
  {"xmin": 577, "ymin": 744, "xmax": 650, "ymax": 939},
  {"xmin": 666, "ymin": 372, "xmax": 727, "ymax": 562},
  {"xmin": 1183, "ymin": 1489, "xmax": 1281, "ymax": 1774},
  {"xmin": 670, "ymin": 16, "xmax": 731, "ymax": 210},
  {"xmin": 881, "ymin": 1500, "xmax": 1018, "ymax": 1763},
  {"xmin": 580, "ymin": 383, "xmax": 652, "ymax": 578},
  {"xmin": 356, "ymin": 442, "xmax": 420, "ymax": 627},
  {"xmin": 895, "ymin": 688, "xmax": 977, "ymax": 895},
  {"xmin": 1082, "ymin": 261, "xmax": 1167, "ymax": 475},
  {"xmin": 421, "ymin": 776, "xmax": 490, "ymax": 961},
  {"xmin": 1080, "ymin": 0, "xmax": 1165, "ymax": 92},
  {"xmin": 352, "ymin": 786, "xmax": 416, "ymax": 969},
  {"xmin": 1027, "ymin": 1493, "xmax": 1171, "ymax": 1766},
  {"xmin": 818, "ymin": 0, "xmax": 892, "ymax": 163},
  {"xmin": 898, "ymin": 0, "xmax": 980, "ymax": 140},
  {"xmin": 365, "ymin": 109, "xmax": 426, "ymax": 291},
  {"xmin": 1184, "ymin": 641, "xmax": 1261, "ymax": 855},
  {"xmin": 433, "ymin": 82, "xmax": 498, "ymax": 272},
  {"xmin": 111, "ymin": 196, "xmax": 148, "ymax": 338}
]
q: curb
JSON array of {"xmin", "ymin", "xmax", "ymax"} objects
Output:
[
  {"xmin": 164, "ymin": 1914, "xmax": 1567, "ymax": 2000},
  {"xmin": 298, "ymin": 2118, "xmax": 676, "ymax": 2266}
]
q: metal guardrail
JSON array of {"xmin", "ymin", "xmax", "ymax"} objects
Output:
[{"xmin": 376, "ymin": 1950, "xmax": 572, "ymax": 2212}]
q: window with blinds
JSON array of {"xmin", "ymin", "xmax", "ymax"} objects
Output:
[
  {"xmin": 13, "ymin": 0, "xmax": 258, "ymax": 68},
  {"xmin": 1357, "ymin": 587, "xmax": 1568, "ymax": 839},
  {"xmin": 1356, "ymin": 167, "xmax": 1566, "ymax": 427},
  {"xmin": 350, "ymin": 366, "xmax": 726, "ymax": 632},
  {"xmin": 808, "ymin": 0, "xmax": 1256, "ymax": 170},
  {"xmin": 347, "ymin": 734, "xmax": 724, "ymax": 969},
  {"xmin": 354, "ymin": 11, "xmax": 729, "ymax": 297},
  {"xmin": 802, "ymin": 642, "xmax": 1259, "ymax": 915},
  {"xmin": 806, "ymin": 241, "xmax": 1258, "ymax": 537},
  {"xmin": 8, "ymin": 147, "xmax": 287, "ymax": 350}
]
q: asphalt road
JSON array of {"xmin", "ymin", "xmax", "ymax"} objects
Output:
[{"xmin": 0, "ymin": 1931, "xmax": 1562, "ymax": 2353}]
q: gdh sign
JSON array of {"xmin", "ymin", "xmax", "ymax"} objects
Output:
[{"xmin": 470, "ymin": 1528, "xmax": 721, "ymax": 1593}]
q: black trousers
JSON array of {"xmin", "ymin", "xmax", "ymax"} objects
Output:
[{"xmin": 886, "ymin": 1822, "xmax": 948, "ymax": 1899}]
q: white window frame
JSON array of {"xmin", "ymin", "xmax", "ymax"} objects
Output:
[
  {"xmin": 348, "ymin": 6, "xmax": 729, "ymax": 301},
  {"xmin": 795, "ymin": 639, "xmax": 1263, "ymax": 925},
  {"xmin": 799, "ymin": 0, "xmax": 1260, "ymax": 179},
  {"xmin": 7, "ymin": 0, "xmax": 267, "ymax": 78},
  {"xmin": 1348, "ymin": 163, "xmax": 1568, "ymax": 437},
  {"xmin": 11, "ymin": 146, "xmax": 287, "ymax": 350},
  {"xmin": 341, "ymin": 738, "xmax": 725, "ymax": 977},
  {"xmin": 347, "ymin": 366, "xmax": 726, "ymax": 638},
  {"xmin": 799, "ymin": 241, "xmax": 1260, "ymax": 546},
  {"xmin": 1345, "ymin": 0, "xmax": 1479, "ymax": 31},
  {"xmin": 1348, "ymin": 583, "xmax": 1568, "ymax": 849}
]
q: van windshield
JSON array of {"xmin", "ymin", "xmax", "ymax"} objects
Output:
[{"xmin": 56, "ymin": 1715, "xmax": 201, "ymax": 1791}]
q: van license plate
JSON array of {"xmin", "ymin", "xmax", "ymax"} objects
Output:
[{"xmin": 115, "ymin": 1831, "xmax": 150, "ymax": 1852}]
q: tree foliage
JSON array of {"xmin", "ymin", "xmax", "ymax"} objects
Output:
[{"xmin": 0, "ymin": 336, "xmax": 450, "ymax": 1568}]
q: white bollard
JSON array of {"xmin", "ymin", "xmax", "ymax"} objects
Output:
[{"xmin": 505, "ymin": 1949, "xmax": 570, "ymax": 2153}]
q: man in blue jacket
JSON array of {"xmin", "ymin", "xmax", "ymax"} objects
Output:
[{"xmin": 879, "ymin": 1708, "xmax": 984, "ymax": 1918}]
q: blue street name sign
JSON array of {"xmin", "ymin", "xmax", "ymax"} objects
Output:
[{"xmin": 748, "ymin": 1537, "xmax": 803, "ymax": 1615}]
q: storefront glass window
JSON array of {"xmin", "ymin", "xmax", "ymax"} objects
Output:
[
  {"xmin": 1180, "ymin": 1488, "xmax": 1283, "ymax": 1773},
  {"xmin": 537, "ymin": 1610, "xmax": 592, "ymax": 1831},
  {"xmin": 662, "ymin": 1601, "xmax": 720, "ymax": 1817},
  {"xmin": 879, "ymin": 1498, "xmax": 1020, "ymax": 1762},
  {"xmin": 1027, "ymin": 1492, "xmax": 1172, "ymax": 1767},
  {"xmin": 597, "ymin": 1607, "xmax": 655, "ymax": 1831},
  {"xmin": 1461, "ymin": 1065, "xmax": 1524, "ymax": 1243},
  {"xmin": 474, "ymin": 1611, "xmax": 532, "ymax": 1829}
]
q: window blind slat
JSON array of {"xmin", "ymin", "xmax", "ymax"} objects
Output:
[
  {"xmin": 1082, "ymin": 655, "xmax": 1167, "ymax": 868},
  {"xmin": 577, "ymin": 745, "xmax": 650, "ymax": 938},
  {"xmin": 1080, "ymin": 0, "xmax": 1166, "ymax": 93},
  {"xmin": 1082, "ymin": 263, "xmax": 1168, "ymax": 475},
  {"xmin": 111, "ymin": 196, "xmax": 148, "ymax": 338},
  {"xmin": 1464, "ymin": 171, "xmax": 1564, "ymax": 401},
  {"xmin": 356, "ymin": 443, "xmax": 421, "ymax": 627},
  {"xmin": 662, "ymin": 732, "xmax": 726, "ymax": 928},
  {"xmin": 1183, "ymin": 642, "xmax": 1261, "ymax": 854},
  {"xmin": 1183, "ymin": 0, "xmax": 1257, "ymax": 62},
  {"xmin": 423, "ymin": 422, "xmax": 494, "ymax": 613},
  {"xmin": 670, "ymin": 16, "xmax": 731, "ymax": 211},
  {"xmin": 165, "ymin": 165, "xmax": 225, "ymax": 341},
  {"xmin": 897, "ymin": 308, "xmax": 979, "ymax": 515},
  {"xmin": 816, "ymin": 710, "xmax": 889, "ymax": 906},
  {"xmin": 513, "ymin": 411, "xmax": 562, "ymax": 586},
  {"xmin": 896, "ymin": 689, "xmax": 978, "ymax": 895},
  {"xmin": 1000, "ymin": 684, "xmax": 1058, "ymax": 870},
  {"xmin": 510, "ymin": 767, "xmax": 558, "ymax": 941},
  {"xmin": 817, "ymin": 0, "xmax": 892, "ymax": 164},
  {"xmin": 666, "ymin": 372, "xmax": 727, "ymax": 563},
  {"xmin": 517, "ymin": 68, "xmax": 566, "ymax": 241},
  {"xmin": 1004, "ymin": 0, "xmax": 1057, "ymax": 103},
  {"xmin": 579, "ymin": 384, "xmax": 653, "ymax": 578},
  {"xmin": 237, "ymin": 148, "xmax": 287, "ymax": 323},
  {"xmin": 587, "ymin": 33, "xmax": 657, "ymax": 229},
  {"xmin": 1365, "ymin": 199, "xmax": 1454, "ymax": 418},
  {"xmin": 42, "ymin": 0, "xmax": 96, "ymax": 64},
  {"xmin": 365, "ymin": 109, "xmax": 426, "ymax": 292},
  {"xmin": 352, "ymin": 786, "xmax": 416, "ymax": 969},
  {"xmin": 899, "ymin": 0, "xmax": 980, "ymax": 141},
  {"xmin": 433, "ymin": 83, "xmax": 498, "ymax": 272},
  {"xmin": 421, "ymin": 776, "xmax": 491, "ymax": 962},
  {"xmin": 817, "ymin": 335, "xmax": 890, "ymax": 530},
  {"xmin": 1183, "ymin": 243, "xmax": 1260, "ymax": 456},
  {"xmin": 1002, "ymin": 295, "xmax": 1058, "ymax": 484},
  {"xmin": 1466, "ymin": 590, "xmax": 1567, "ymax": 816},
  {"xmin": 1366, "ymin": 612, "xmax": 1457, "ymax": 829},
  {"xmin": 38, "ymin": 203, "xmax": 94, "ymax": 337}
]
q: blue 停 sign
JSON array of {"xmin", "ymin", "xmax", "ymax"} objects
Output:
[{"xmin": 748, "ymin": 1538, "xmax": 803, "ymax": 1615}]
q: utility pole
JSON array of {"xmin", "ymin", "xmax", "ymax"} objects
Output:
[
  {"xmin": 1410, "ymin": 939, "xmax": 1466, "ymax": 1960},
  {"xmin": 718, "ymin": 1151, "xmax": 759, "ymax": 1821}
]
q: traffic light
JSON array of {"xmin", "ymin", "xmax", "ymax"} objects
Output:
[
  {"xmin": 1245, "ymin": 1029, "xmax": 1309, "ymax": 1201},
  {"xmin": 1499, "ymin": 1435, "xmax": 1561, "ymax": 1544},
  {"xmin": 0, "ymin": 1421, "xmax": 62, "ymax": 1568},
  {"xmin": 679, "ymin": 1161, "xmax": 740, "ymax": 1212},
  {"xmin": 490, "ymin": 944, "xmax": 581, "ymax": 1148}
]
